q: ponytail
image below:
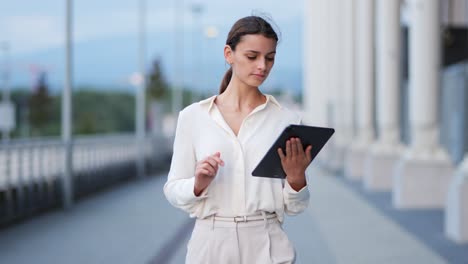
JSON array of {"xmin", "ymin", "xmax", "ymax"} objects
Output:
[{"xmin": 219, "ymin": 67, "xmax": 232, "ymax": 94}]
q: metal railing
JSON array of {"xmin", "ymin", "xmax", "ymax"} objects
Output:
[{"xmin": 0, "ymin": 133, "xmax": 172, "ymax": 226}]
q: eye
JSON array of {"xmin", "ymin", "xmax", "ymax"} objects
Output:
[
  {"xmin": 247, "ymin": 56, "xmax": 256, "ymax": 60},
  {"xmin": 266, "ymin": 57, "xmax": 275, "ymax": 62}
]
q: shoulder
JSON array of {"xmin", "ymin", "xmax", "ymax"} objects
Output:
[
  {"xmin": 266, "ymin": 94, "xmax": 302, "ymax": 124},
  {"xmin": 178, "ymin": 95, "xmax": 215, "ymax": 119},
  {"xmin": 280, "ymin": 106, "xmax": 302, "ymax": 124}
]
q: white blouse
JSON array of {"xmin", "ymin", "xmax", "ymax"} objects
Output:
[{"xmin": 163, "ymin": 94, "xmax": 310, "ymax": 222}]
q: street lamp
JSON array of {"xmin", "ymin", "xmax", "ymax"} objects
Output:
[
  {"xmin": 1, "ymin": 42, "xmax": 13, "ymax": 143},
  {"xmin": 204, "ymin": 25, "xmax": 219, "ymax": 39},
  {"xmin": 136, "ymin": 0, "xmax": 147, "ymax": 179},
  {"xmin": 173, "ymin": 0, "xmax": 184, "ymax": 115},
  {"xmin": 190, "ymin": 3, "xmax": 203, "ymax": 102},
  {"xmin": 62, "ymin": 0, "xmax": 74, "ymax": 209},
  {"xmin": 203, "ymin": 25, "xmax": 218, "ymax": 95}
]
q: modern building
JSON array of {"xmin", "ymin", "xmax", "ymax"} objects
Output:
[{"xmin": 303, "ymin": 0, "xmax": 468, "ymax": 243}]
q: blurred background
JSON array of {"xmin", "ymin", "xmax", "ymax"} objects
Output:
[{"xmin": 0, "ymin": 0, "xmax": 467, "ymax": 263}]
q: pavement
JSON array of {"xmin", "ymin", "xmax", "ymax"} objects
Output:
[{"xmin": 0, "ymin": 166, "xmax": 466, "ymax": 264}]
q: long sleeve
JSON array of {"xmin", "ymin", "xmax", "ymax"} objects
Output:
[
  {"xmin": 281, "ymin": 114, "xmax": 310, "ymax": 215},
  {"xmin": 282, "ymin": 180, "xmax": 310, "ymax": 215},
  {"xmin": 163, "ymin": 109, "xmax": 208, "ymax": 216}
]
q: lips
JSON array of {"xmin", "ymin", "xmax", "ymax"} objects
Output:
[{"xmin": 252, "ymin": 74, "xmax": 266, "ymax": 78}]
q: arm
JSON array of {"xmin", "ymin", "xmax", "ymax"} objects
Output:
[
  {"xmin": 283, "ymin": 176, "xmax": 310, "ymax": 215},
  {"xmin": 163, "ymin": 110, "xmax": 207, "ymax": 214},
  {"xmin": 278, "ymin": 137, "xmax": 312, "ymax": 215}
]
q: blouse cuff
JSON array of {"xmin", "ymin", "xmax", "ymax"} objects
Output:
[
  {"xmin": 180, "ymin": 177, "xmax": 209, "ymax": 204},
  {"xmin": 284, "ymin": 180, "xmax": 309, "ymax": 199}
]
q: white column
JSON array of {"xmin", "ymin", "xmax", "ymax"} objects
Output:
[
  {"xmin": 303, "ymin": 0, "xmax": 329, "ymax": 128},
  {"xmin": 342, "ymin": 0, "xmax": 356, "ymax": 175},
  {"xmin": 393, "ymin": 0, "xmax": 453, "ymax": 208},
  {"xmin": 328, "ymin": 0, "xmax": 347, "ymax": 172},
  {"xmin": 363, "ymin": 0, "xmax": 403, "ymax": 190},
  {"xmin": 303, "ymin": 0, "xmax": 339, "ymax": 169},
  {"xmin": 344, "ymin": 0, "xmax": 375, "ymax": 180},
  {"xmin": 445, "ymin": 154, "xmax": 468, "ymax": 243},
  {"xmin": 343, "ymin": 0, "xmax": 356, "ymax": 145}
]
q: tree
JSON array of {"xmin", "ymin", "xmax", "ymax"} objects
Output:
[
  {"xmin": 146, "ymin": 57, "xmax": 169, "ymax": 101},
  {"xmin": 29, "ymin": 71, "xmax": 52, "ymax": 136}
]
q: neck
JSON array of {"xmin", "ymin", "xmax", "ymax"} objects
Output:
[{"xmin": 218, "ymin": 77, "xmax": 264, "ymax": 111}]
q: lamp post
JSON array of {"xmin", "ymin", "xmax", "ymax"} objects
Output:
[
  {"xmin": 1, "ymin": 42, "xmax": 12, "ymax": 143},
  {"xmin": 62, "ymin": 0, "xmax": 74, "ymax": 209},
  {"xmin": 173, "ymin": 0, "xmax": 184, "ymax": 115},
  {"xmin": 190, "ymin": 3, "xmax": 203, "ymax": 101},
  {"xmin": 136, "ymin": 0, "xmax": 147, "ymax": 178},
  {"xmin": 204, "ymin": 25, "xmax": 218, "ymax": 95}
]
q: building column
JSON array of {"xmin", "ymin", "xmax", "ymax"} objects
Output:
[
  {"xmin": 328, "ymin": 0, "xmax": 347, "ymax": 172},
  {"xmin": 342, "ymin": 0, "xmax": 357, "ymax": 165},
  {"xmin": 303, "ymin": 0, "xmax": 329, "ymax": 128},
  {"xmin": 341, "ymin": 0, "xmax": 357, "ymax": 176},
  {"xmin": 445, "ymin": 154, "xmax": 468, "ymax": 243},
  {"xmin": 393, "ymin": 0, "xmax": 453, "ymax": 208},
  {"xmin": 303, "ymin": 0, "xmax": 335, "ymax": 167},
  {"xmin": 344, "ymin": 0, "xmax": 375, "ymax": 180},
  {"xmin": 363, "ymin": 0, "xmax": 403, "ymax": 190}
]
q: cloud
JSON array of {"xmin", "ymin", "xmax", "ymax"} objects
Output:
[
  {"xmin": 0, "ymin": 15, "xmax": 64, "ymax": 54},
  {"xmin": 1, "ymin": 1, "xmax": 303, "ymax": 55}
]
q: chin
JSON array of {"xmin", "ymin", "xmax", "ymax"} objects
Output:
[{"xmin": 247, "ymin": 79, "xmax": 266, "ymax": 87}]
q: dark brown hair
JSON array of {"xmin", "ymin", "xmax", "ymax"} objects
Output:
[{"xmin": 219, "ymin": 16, "xmax": 279, "ymax": 94}]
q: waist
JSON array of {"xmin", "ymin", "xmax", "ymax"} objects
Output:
[{"xmin": 201, "ymin": 212, "xmax": 277, "ymax": 223}]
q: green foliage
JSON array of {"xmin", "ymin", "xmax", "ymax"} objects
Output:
[
  {"xmin": 72, "ymin": 90, "xmax": 135, "ymax": 135},
  {"xmin": 29, "ymin": 72, "xmax": 52, "ymax": 136},
  {"xmin": 9, "ymin": 88, "xmax": 136, "ymax": 138},
  {"xmin": 146, "ymin": 58, "xmax": 169, "ymax": 100}
]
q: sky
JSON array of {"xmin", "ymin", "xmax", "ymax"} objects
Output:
[{"xmin": 0, "ymin": 0, "xmax": 305, "ymax": 94}]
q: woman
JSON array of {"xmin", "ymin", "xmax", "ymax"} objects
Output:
[{"xmin": 164, "ymin": 15, "xmax": 312, "ymax": 264}]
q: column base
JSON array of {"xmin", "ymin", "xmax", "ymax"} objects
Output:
[
  {"xmin": 445, "ymin": 157, "xmax": 468, "ymax": 243},
  {"xmin": 364, "ymin": 144, "xmax": 402, "ymax": 191},
  {"xmin": 393, "ymin": 149, "xmax": 454, "ymax": 209},
  {"xmin": 344, "ymin": 144, "xmax": 367, "ymax": 180},
  {"xmin": 329, "ymin": 143, "xmax": 347, "ymax": 174}
]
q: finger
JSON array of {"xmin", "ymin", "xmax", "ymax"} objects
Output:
[
  {"xmin": 211, "ymin": 153, "xmax": 225, "ymax": 166},
  {"xmin": 201, "ymin": 162, "xmax": 216, "ymax": 175},
  {"xmin": 199, "ymin": 168, "xmax": 213, "ymax": 177},
  {"xmin": 305, "ymin": 145, "xmax": 312, "ymax": 161},
  {"xmin": 286, "ymin": 140, "xmax": 292, "ymax": 158},
  {"xmin": 277, "ymin": 148, "xmax": 285, "ymax": 160},
  {"xmin": 296, "ymin": 138, "xmax": 304, "ymax": 156},
  {"xmin": 291, "ymin": 138, "xmax": 299, "ymax": 157},
  {"xmin": 205, "ymin": 157, "xmax": 220, "ymax": 169}
]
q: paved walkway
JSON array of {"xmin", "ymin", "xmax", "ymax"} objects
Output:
[{"xmin": 0, "ymin": 166, "xmax": 462, "ymax": 263}]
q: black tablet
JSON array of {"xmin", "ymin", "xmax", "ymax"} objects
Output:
[{"xmin": 252, "ymin": 124, "xmax": 335, "ymax": 178}]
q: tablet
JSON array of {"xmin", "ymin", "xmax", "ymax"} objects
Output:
[{"xmin": 252, "ymin": 124, "xmax": 335, "ymax": 179}]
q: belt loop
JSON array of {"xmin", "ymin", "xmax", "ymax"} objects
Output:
[{"xmin": 261, "ymin": 211, "xmax": 267, "ymax": 228}]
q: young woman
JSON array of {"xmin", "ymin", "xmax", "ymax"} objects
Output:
[{"xmin": 164, "ymin": 15, "xmax": 312, "ymax": 264}]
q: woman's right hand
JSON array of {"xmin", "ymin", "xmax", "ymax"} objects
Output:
[{"xmin": 194, "ymin": 152, "xmax": 224, "ymax": 196}]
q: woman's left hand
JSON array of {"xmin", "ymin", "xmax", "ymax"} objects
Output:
[{"xmin": 277, "ymin": 137, "xmax": 312, "ymax": 191}]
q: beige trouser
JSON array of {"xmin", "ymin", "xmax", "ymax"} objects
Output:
[{"xmin": 185, "ymin": 215, "xmax": 295, "ymax": 264}]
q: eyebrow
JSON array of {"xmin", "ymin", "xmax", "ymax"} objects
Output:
[{"xmin": 244, "ymin": 50, "xmax": 276, "ymax": 55}]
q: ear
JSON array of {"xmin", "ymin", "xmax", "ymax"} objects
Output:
[{"xmin": 224, "ymin": 45, "xmax": 233, "ymax": 64}]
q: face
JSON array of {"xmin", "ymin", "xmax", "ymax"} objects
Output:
[{"xmin": 225, "ymin": 34, "xmax": 277, "ymax": 88}]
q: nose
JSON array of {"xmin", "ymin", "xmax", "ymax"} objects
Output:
[{"xmin": 257, "ymin": 58, "xmax": 266, "ymax": 71}]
